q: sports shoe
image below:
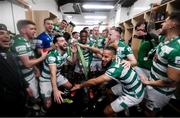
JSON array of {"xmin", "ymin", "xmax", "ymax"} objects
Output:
[
  {"xmin": 63, "ymin": 98, "xmax": 73, "ymax": 104},
  {"xmin": 32, "ymin": 104, "xmax": 40, "ymax": 111},
  {"xmin": 97, "ymin": 96, "xmax": 106, "ymax": 102}
]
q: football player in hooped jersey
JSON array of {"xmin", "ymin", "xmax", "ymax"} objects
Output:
[
  {"xmin": 39, "ymin": 35, "xmax": 77, "ymax": 113},
  {"xmin": 139, "ymin": 12, "xmax": 180, "ymax": 116},
  {"xmin": 11, "ymin": 20, "xmax": 48, "ymax": 110},
  {"xmin": 71, "ymin": 47, "xmax": 144, "ymax": 117}
]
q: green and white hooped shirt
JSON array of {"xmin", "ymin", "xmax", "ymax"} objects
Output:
[
  {"xmin": 149, "ymin": 36, "xmax": 180, "ymax": 95},
  {"xmin": 105, "ymin": 60, "xmax": 144, "ymax": 98},
  {"xmin": 41, "ymin": 49, "xmax": 69, "ymax": 80},
  {"xmin": 117, "ymin": 40, "xmax": 133, "ymax": 60},
  {"xmin": 11, "ymin": 35, "xmax": 35, "ymax": 82}
]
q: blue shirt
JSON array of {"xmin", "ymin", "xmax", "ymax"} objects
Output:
[{"xmin": 37, "ymin": 32, "xmax": 53, "ymax": 49}]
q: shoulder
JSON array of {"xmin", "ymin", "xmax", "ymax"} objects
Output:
[
  {"xmin": 37, "ymin": 32, "xmax": 46, "ymax": 39},
  {"xmin": 13, "ymin": 35, "xmax": 26, "ymax": 42},
  {"xmin": 11, "ymin": 35, "xmax": 27, "ymax": 48},
  {"xmin": 48, "ymin": 49, "xmax": 57, "ymax": 56}
]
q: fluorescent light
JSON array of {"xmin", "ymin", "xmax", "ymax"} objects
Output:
[
  {"xmin": 84, "ymin": 15, "xmax": 107, "ymax": 19},
  {"xmin": 85, "ymin": 20, "xmax": 100, "ymax": 24},
  {"xmin": 83, "ymin": 4, "xmax": 114, "ymax": 9},
  {"xmin": 85, "ymin": 20, "xmax": 100, "ymax": 23},
  {"xmin": 67, "ymin": 15, "xmax": 72, "ymax": 19}
]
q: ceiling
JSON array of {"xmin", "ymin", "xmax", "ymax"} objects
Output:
[{"xmin": 55, "ymin": 0, "xmax": 137, "ymax": 26}]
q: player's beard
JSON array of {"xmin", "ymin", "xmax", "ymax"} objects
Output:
[
  {"xmin": 59, "ymin": 45, "xmax": 67, "ymax": 51},
  {"xmin": 102, "ymin": 59, "xmax": 112, "ymax": 70}
]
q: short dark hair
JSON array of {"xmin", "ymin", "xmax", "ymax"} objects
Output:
[
  {"xmin": 44, "ymin": 17, "xmax": 52, "ymax": 24},
  {"xmin": 83, "ymin": 27, "xmax": 89, "ymax": 31},
  {"xmin": 62, "ymin": 20, "xmax": 67, "ymax": 24},
  {"xmin": 53, "ymin": 35, "xmax": 63, "ymax": 44},
  {"xmin": 104, "ymin": 46, "xmax": 117, "ymax": 55},
  {"xmin": 63, "ymin": 32, "xmax": 71, "ymax": 42},
  {"xmin": 80, "ymin": 30, "xmax": 88, "ymax": 36},
  {"xmin": 0, "ymin": 23, "xmax": 8, "ymax": 31},
  {"xmin": 135, "ymin": 21, "xmax": 145, "ymax": 30},
  {"xmin": 72, "ymin": 31, "xmax": 78, "ymax": 36},
  {"xmin": 102, "ymin": 29, "xmax": 109, "ymax": 33},
  {"xmin": 17, "ymin": 20, "xmax": 35, "ymax": 32},
  {"xmin": 114, "ymin": 27, "xmax": 124, "ymax": 35},
  {"xmin": 169, "ymin": 11, "xmax": 180, "ymax": 30}
]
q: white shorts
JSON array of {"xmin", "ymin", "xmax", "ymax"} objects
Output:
[
  {"xmin": 111, "ymin": 83, "xmax": 123, "ymax": 96},
  {"xmin": 39, "ymin": 74, "xmax": 68, "ymax": 98},
  {"xmin": 144, "ymin": 86, "xmax": 172, "ymax": 112},
  {"xmin": 111, "ymin": 92, "xmax": 144, "ymax": 113},
  {"xmin": 90, "ymin": 60, "xmax": 102, "ymax": 72},
  {"xmin": 28, "ymin": 77, "xmax": 39, "ymax": 99}
]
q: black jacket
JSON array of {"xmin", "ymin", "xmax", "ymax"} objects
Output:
[{"xmin": 0, "ymin": 51, "xmax": 28, "ymax": 116}]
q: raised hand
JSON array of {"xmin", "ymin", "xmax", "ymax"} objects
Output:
[
  {"xmin": 121, "ymin": 60, "xmax": 131, "ymax": 68},
  {"xmin": 78, "ymin": 43, "xmax": 88, "ymax": 49},
  {"xmin": 138, "ymin": 73, "xmax": 149, "ymax": 85},
  {"xmin": 71, "ymin": 43, "xmax": 77, "ymax": 53},
  {"xmin": 40, "ymin": 49, "xmax": 48, "ymax": 59}
]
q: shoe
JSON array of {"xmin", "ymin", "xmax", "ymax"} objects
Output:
[
  {"xmin": 63, "ymin": 98, "xmax": 73, "ymax": 104},
  {"xmin": 97, "ymin": 96, "xmax": 106, "ymax": 102},
  {"xmin": 136, "ymin": 105, "xmax": 142, "ymax": 112},
  {"xmin": 124, "ymin": 108, "xmax": 130, "ymax": 116},
  {"xmin": 25, "ymin": 103, "xmax": 40, "ymax": 111},
  {"xmin": 32, "ymin": 104, "xmax": 40, "ymax": 111},
  {"xmin": 39, "ymin": 107, "xmax": 47, "ymax": 116}
]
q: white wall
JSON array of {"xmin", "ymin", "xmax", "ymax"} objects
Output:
[
  {"xmin": 108, "ymin": 0, "xmax": 162, "ymax": 26},
  {"xmin": 29, "ymin": 0, "xmax": 62, "ymax": 20},
  {"xmin": 0, "ymin": 1, "xmax": 25, "ymax": 33},
  {"xmin": 0, "ymin": 0, "xmax": 63, "ymax": 33}
]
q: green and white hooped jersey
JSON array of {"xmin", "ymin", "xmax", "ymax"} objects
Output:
[
  {"xmin": 105, "ymin": 60, "xmax": 144, "ymax": 98},
  {"xmin": 150, "ymin": 36, "xmax": 180, "ymax": 95},
  {"xmin": 41, "ymin": 49, "xmax": 69, "ymax": 80},
  {"xmin": 53, "ymin": 24, "xmax": 65, "ymax": 36},
  {"xmin": 117, "ymin": 40, "xmax": 133, "ymax": 59},
  {"xmin": 11, "ymin": 35, "xmax": 35, "ymax": 82},
  {"xmin": 89, "ymin": 36, "xmax": 105, "ymax": 61}
]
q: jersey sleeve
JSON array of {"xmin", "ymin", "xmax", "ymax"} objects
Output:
[
  {"xmin": 46, "ymin": 52, "xmax": 57, "ymax": 65},
  {"xmin": 105, "ymin": 63, "xmax": 122, "ymax": 80},
  {"xmin": 167, "ymin": 49, "xmax": 180, "ymax": 70}
]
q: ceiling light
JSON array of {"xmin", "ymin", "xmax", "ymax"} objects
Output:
[
  {"xmin": 85, "ymin": 20, "xmax": 100, "ymax": 24},
  {"xmin": 83, "ymin": 4, "xmax": 114, "ymax": 9},
  {"xmin": 67, "ymin": 15, "xmax": 72, "ymax": 19},
  {"xmin": 84, "ymin": 15, "xmax": 107, "ymax": 19},
  {"xmin": 85, "ymin": 20, "xmax": 100, "ymax": 23}
]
